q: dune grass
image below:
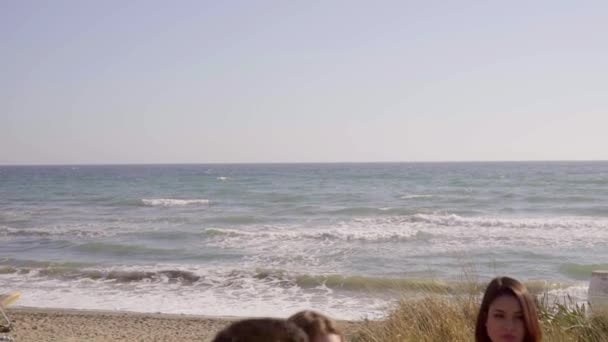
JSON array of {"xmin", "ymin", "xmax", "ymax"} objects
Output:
[{"xmin": 352, "ymin": 287, "xmax": 608, "ymax": 342}]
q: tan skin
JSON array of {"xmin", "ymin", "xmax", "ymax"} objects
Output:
[
  {"xmin": 486, "ymin": 295, "xmax": 525, "ymax": 342},
  {"xmin": 312, "ymin": 334, "xmax": 342, "ymax": 342}
]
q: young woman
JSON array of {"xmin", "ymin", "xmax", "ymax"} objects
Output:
[
  {"xmin": 475, "ymin": 276, "xmax": 542, "ymax": 342},
  {"xmin": 288, "ymin": 310, "xmax": 344, "ymax": 342}
]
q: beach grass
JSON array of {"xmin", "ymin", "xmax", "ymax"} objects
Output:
[{"xmin": 353, "ymin": 287, "xmax": 608, "ymax": 342}]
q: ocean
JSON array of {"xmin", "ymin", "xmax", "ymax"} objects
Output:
[{"xmin": 1, "ymin": 162, "xmax": 607, "ymax": 319}]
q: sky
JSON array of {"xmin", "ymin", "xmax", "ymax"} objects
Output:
[{"xmin": 1, "ymin": 1, "xmax": 607, "ymax": 164}]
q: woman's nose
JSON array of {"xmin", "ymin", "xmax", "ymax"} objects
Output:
[{"xmin": 503, "ymin": 318, "xmax": 517, "ymax": 330}]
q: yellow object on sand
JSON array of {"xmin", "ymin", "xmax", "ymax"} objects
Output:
[{"xmin": 0, "ymin": 292, "xmax": 20, "ymax": 308}]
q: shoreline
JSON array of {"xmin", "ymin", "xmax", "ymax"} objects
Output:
[{"xmin": 4, "ymin": 307, "xmax": 364, "ymax": 342}]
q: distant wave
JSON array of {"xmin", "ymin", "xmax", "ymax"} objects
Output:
[
  {"xmin": 327, "ymin": 207, "xmax": 392, "ymax": 216},
  {"xmin": 407, "ymin": 213, "xmax": 608, "ymax": 229},
  {"xmin": 400, "ymin": 194, "xmax": 434, "ymax": 199},
  {"xmin": 203, "ymin": 213, "xmax": 608, "ymax": 241},
  {"xmin": 559, "ymin": 263, "xmax": 608, "ymax": 280},
  {"xmin": 0, "ymin": 225, "xmax": 117, "ymax": 238},
  {"xmin": 324, "ymin": 207, "xmax": 416, "ymax": 216},
  {"xmin": 141, "ymin": 198, "xmax": 210, "ymax": 207},
  {"xmin": 198, "ymin": 214, "xmax": 608, "ymax": 252},
  {"xmin": 203, "ymin": 227, "xmax": 434, "ymax": 243},
  {"xmin": 0, "ymin": 211, "xmax": 32, "ymax": 224},
  {"xmin": 204, "ymin": 215, "xmax": 268, "ymax": 225}
]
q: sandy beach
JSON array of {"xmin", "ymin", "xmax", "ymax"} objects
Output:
[{"xmin": 4, "ymin": 307, "xmax": 363, "ymax": 342}]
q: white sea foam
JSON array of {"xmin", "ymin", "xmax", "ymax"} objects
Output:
[
  {"xmin": 408, "ymin": 213, "xmax": 608, "ymax": 229},
  {"xmin": 3, "ymin": 163, "xmax": 608, "ymax": 320},
  {"xmin": 400, "ymin": 194, "xmax": 434, "ymax": 199},
  {"xmin": 203, "ymin": 227, "xmax": 433, "ymax": 244},
  {"xmin": 0, "ymin": 224, "xmax": 125, "ymax": 238},
  {"xmin": 141, "ymin": 198, "xmax": 210, "ymax": 207},
  {"xmin": 203, "ymin": 214, "xmax": 608, "ymax": 249},
  {"xmin": 546, "ymin": 283, "xmax": 590, "ymax": 306},
  {"xmin": 196, "ymin": 213, "xmax": 608, "ymax": 276},
  {"xmin": 0, "ymin": 264, "xmax": 387, "ymax": 320},
  {"xmin": 0, "ymin": 263, "xmax": 590, "ymax": 320}
]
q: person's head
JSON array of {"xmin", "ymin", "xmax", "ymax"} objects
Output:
[
  {"xmin": 475, "ymin": 276, "xmax": 542, "ymax": 342},
  {"xmin": 212, "ymin": 318, "xmax": 309, "ymax": 342},
  {"xmin": 287, "ymin": 310, "xmax": 344, "ymax": 342}
]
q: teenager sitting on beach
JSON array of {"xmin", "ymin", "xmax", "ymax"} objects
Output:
[
  {"xmin": 475, "ymin": 276, "xmax": 542, "ymax": 342},
  {"xmin": 212, "ymin": 318, "xmax": 309, "ymax": 342},
  {"xmin": 288, "ymin": 310, "xmax": 344, "ymax": 342}
]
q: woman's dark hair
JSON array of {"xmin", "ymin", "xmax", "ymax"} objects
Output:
[
  {"xmin": 288, "ymin": 310, "xmax": 344, "ymax": 342},
  {"xmin": 475, "ymin": 276, "xmax": 542, "ymax": 342},
  {"xmin": 212, "ymin": 318, "xmax": 309, "ymax": 342}
]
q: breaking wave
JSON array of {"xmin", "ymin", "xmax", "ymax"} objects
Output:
[
  {"xmin": 141, "ymin": 198, "xmax": 210, "ymax": 207},
  {"xmin": 202, "ymin": 227, "xmax": 434, "ymax": 243},
  {"xmin": 407, "ymin": 213, "xmax": 608, "ymax": 229},
  {"xmin": 0, "ymin": 263, "xmax": 574, "ymax": 295},
  {"xmin": 0, "ymin": 265, "xmax": 200, "ymax": 284},
  {"xmin": 0, "ymin": 225, "xmax": 119, "ymax": 238}
]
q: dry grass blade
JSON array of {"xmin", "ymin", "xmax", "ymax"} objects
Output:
[{"xmin": 353, "ymin": 288, "xmax": 608, "ymax": 342}]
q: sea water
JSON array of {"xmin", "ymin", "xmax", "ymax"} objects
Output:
[{"xmin": 1, "ymin": 162, "xmax": 607, "ymax": 319}]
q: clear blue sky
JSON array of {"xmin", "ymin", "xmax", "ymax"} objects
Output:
[{"xmin": 1, "ymin": 1, "xmax": 607, "ymax": 164}]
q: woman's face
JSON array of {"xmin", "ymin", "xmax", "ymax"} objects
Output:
[{"xmin": 486, "ymin": 295, "xmax": 525, "ymax": 342}]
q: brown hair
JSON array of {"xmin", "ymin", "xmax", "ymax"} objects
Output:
[
  {"xmin": 288, "ymin": 310, "xmax": 344, "ymax": 342},
  {"xmin": 475, "ymin": 276, "xmax": 542, "ymax": 342},
  {"xmin": 212, "ymin": 318, "xmax": 309, "ymax": 342}
]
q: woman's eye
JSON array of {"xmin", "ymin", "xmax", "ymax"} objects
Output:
[{"xmin": 493, "ymin": 313, "xmax": 505, "ymax": 319}]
